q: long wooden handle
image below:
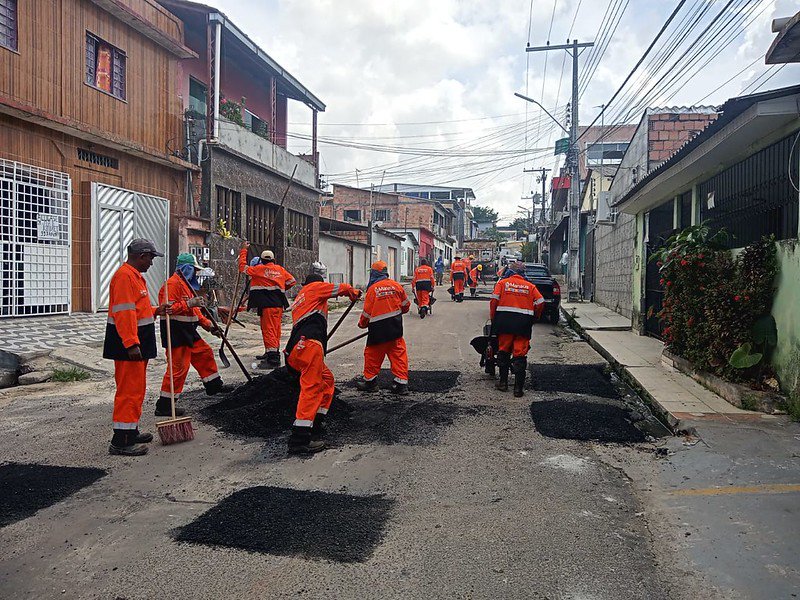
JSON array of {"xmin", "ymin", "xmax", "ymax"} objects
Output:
[
  {"xmin": 327, "ymin": 331, "xmax": 368, "ymax": 354},
  {"xmin": 223, "ymin": 268, "xmax": 243, "ymax": 341},
  {"xmin": 327, "ymin": 298, "xmax": 358, "ymax": 341},
  {"xmin": 164, "ymin": 277, "xmax": 176, "ymax": 420}
]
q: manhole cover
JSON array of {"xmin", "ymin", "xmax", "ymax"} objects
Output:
[
  {"xmin": 346, "ymin": 369, "xmax": 460, "ymax": 394},
  {"xmin": 175, "ymin": 486, "xmax": 393, "ymax": 562},
  {"xmin": 199, "ymin": 369, "xmax": 471, "ymax": 445},
  {"xmin": 529, "ymin": 364, "xmax": 619, "ymax": 399},
  {"xmin": 530, "ymin": 398, "xmax": 646, "ymax": 443},
  {"xmin": 1, "ymin": 463, "xmax": 106, "ymax": 527}
]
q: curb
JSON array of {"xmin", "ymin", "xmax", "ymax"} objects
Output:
[{"xmin": 560, "ymin": 306, "xmax": 681, "ymax": 434}]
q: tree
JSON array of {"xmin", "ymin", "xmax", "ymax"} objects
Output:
[
  {"xmin": 473, "ymin": 205, "xmax": 499, "ymax": 223},
  {"xmin": 483, "ymin": 227, "xmax": 509, "ymax": 242},
  {"xmin": 521, "ymin": 241, "xmax": 537, "ymax": 262},
  {"xmin": 509, "ymin": 216, "xmax": 531, "ymax": 237}
]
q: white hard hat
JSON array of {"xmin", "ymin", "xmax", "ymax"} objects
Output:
[
  {"xmin": 261, "ymin": 250, "xmax": 275, "ymax": 261},
  {"xmin": 311, "ymin": 261, "xmax": 327, "ymax": 277}
]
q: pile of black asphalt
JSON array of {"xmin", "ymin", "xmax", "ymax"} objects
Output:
[
  {"xmin": 199, "ymin": 368, "xmax": 474, "ymax": 446},
  {"xmin": 175, "ymin": 485, "xmax": 394, "ymax": 563},
  {"xmin": 528, "ymin": 363, "xmax": 648, "ymax": 443},
  {"xmin": 1, "ymin": 463, "xmax": 106, "ymax": 528}
]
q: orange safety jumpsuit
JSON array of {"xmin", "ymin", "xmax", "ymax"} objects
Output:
[
  {"xmin": 489, "ymin": 273, "xmax": 545, "ymax": 357},
  {"xmin": 358, "ymin": 278, "xmax": 411, "ymax": 384},
  {"xmin": 238, "ymin": 248, "xmax": 296, "ymax": 353},
  {"xmin": 157, "ymin": 273, "xmax": 221, "ymax": 404},
  {"xmin": 284, "ymin": 281, "xmax": 360, "ymax": 428},
  {"xmin": 450, "ymin": 259, "xmax": 468, "ymax": 296},
  {"xmin": 411, "ymin": 264, "xmax": 435, "ymax": 308},
  {"xmin": 103, "ymin": 263, "xmax": 158, "ymax": 431},
  {"xmin": 468, "ymin": 266, "xmax": 482, "ymax": 292}
]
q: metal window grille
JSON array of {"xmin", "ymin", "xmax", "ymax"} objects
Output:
[
  {"xmin": 287, "ymin": 210, "xmax": 313, "ymax": 250},
  {"xmin": 0, "ymin": 0, "xmax": 17, "ymax": 51},
  {"xmin": 215, "ymin": 186, "xmax": 241, "ymax": 234},
  {"xmin": 0, "ymin": 159, "xmax": 71, "ymax": 318},
  {"xmin": 679, "ymin": 190, "xmax": 692, "ymax": 230},
  {"xmin": 85, "ymin": 32, "xmax": 127, "ymax": 101},
  {"xmin": 343, "ymin": 209, "xmax": 361, "ymax": 222},
  {"xmin": 245, "ymin": 195, "xmax": 277, "ymax": 252},
  {"xmin": 77, "ymin": 148, "xmax": 119, "ymax": 169},
  {"xmin": 373, "ymin": 209, "xmax": 391, "ymax": 221},
  {"xmin": 699, "ymin": 131, "xmax": 800, "ymax": 247}
]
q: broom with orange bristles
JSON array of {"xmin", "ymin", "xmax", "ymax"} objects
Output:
[{"xmin": 157, "ymin": 275, "xmax": 195, "ymax": 445}]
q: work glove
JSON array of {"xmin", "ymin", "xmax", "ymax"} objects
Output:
[
  {"xmin": 187, "ymin": 296, "xmax": 206, "ymax": 308},
  {"xmin": 126, "ymin": 345, "xmax": 144, "ymax": 361},
  {"xmin": 206, "ymin": 324, "xmax": 223, "ymax": 338},
  {"xmin": 347, "ymin": 289, "xmax": 362, "ymax": 302}
]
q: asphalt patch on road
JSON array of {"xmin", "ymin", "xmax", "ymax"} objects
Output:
[
  {"xmin": 199, "ymin": 368, "xmax": 473, "ymax": 446},
  {"xmin": 345, "ymin": 369, "xmax": 460, "ymax": 393},
  {"xmin": 528, "ymin": 363, "xmax": 619, "ymax": 399},
  {"xmin": 1, "ymin": 463, "xmax": 106, "ymax": 527},
  {"xmin": 175, "ymin": 485, "xmax": 393, "ymax": 562},
  {"xmin": 530, "ymin": 397, "xmax": 647, "ymax": 443}
]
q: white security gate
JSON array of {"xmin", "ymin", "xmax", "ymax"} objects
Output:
[
  {"xmin": 0, "ymin": 159, "xmax": 71, "ymax": 318},
  {"xmin": 91, "ymin": 183, "xmax": 169, "ymax": 311}
]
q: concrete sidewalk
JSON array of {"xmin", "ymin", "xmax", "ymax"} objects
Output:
[{"xmin": 561, "ymin": 301, "xmax": 766, "ymax": 429}]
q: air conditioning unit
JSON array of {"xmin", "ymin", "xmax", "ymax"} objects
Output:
[{"xmin": 595, "ymin": 191, "xmax": 616, "ymax": 225}]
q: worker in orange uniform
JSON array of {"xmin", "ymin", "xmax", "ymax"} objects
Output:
[
  {"xmin": 412, "ymin": 258, "xmax": 435, "ymax": 318},
  {"xmin": 156, "ymin": 253, "xmax": 224, "ymax": 418},
  {"xmin": 103, "ymin": 239, "xmax": 172, "ymax": 456},
  {"xmin": 356, "ymin": 261, "xmax": 412, "ymax": 394},
  {"xmin": 284, "ymin": 263, "xmax": 361, "ymax": 454},
  {"xmin": 489, "ymin": 261, "xmax": 545, "ymax": 397},
  {"xmin": 468, "ymin": 263, "xmax": 484, "ymax": 297},
  {"xmin": 450, "ymin": 255, "xmax": 468, "ymax": 302},
  {"xmin": 238, "ymin": 241, "xmax": 297, "ymax": 367}
]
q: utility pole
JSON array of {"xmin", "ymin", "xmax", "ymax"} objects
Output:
[
  {"xmin": 524, "ymin": 166, "xmax": 551, "ymax": 260},
  {"xmin": 526, "ymin": 39, "xmax": 594, "ymax": 301}
]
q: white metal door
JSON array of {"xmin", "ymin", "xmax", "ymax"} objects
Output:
[
  {"xmin": 0, "ymin": 159, "xmax": 71, "ymax": 318},
  {"xmin": 92, "ymin": 183, "xmax": 168, "ymax": 311}
]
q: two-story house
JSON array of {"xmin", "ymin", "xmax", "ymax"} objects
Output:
[
  {"xmin": 0, "ymin": 0, "xmax": 196, "ymax": 316},
  {"xmin": 158, "ymin": 0, "xmax": 325, "ymax": 287}
]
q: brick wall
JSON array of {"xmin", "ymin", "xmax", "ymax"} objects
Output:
[
  {"xmin": 647, "ymin": 112, "xmax": 716, "ymax": 167},
  {"xmin": 325, "ymin": 185, "xmax": 438, "ymax": 232}
]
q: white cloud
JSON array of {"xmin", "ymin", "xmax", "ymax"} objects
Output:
[{"xmin": 207, "ymin": 0, "xmax": 799, "ymax": 224}]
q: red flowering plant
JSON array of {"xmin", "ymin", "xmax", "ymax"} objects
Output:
[{"xmin": 651, "ymin": 224, "xmax": 778, "ymax": 385}]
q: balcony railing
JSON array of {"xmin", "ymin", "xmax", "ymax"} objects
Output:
[{"xmin": 217, "ymin": 118, "xmax": 317, "ymax": 189}]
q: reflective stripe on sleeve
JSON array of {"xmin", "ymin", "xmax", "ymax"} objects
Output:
[
  {"xmin": 137, "ymin": 317, "xmax": 155, "ymax": 326},
  {"xmin": 330, "ymin": 284, "xmax": 341, "ymax": 298},
  {"xmin": 496, "ymin": 306, "xmax": 535, "ymax": 316},
  {"xmin": 401, "ymin": 299, "xmax": 411, "ymax": 307},
  {"xmin": 534, "ymin": 298, "xmax": 545, "ymax": 306},
  {"xmin": 490, "ymin": 294, "xmax": 500, "ymax": 299},
  {"xmin": 360, "ymin": 310, "xmax": 371, "ymax": 320},
  {"xmin": 112, "ymin": 302, "xmax": 136, "ymax": 313}
]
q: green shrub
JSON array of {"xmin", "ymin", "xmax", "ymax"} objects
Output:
[{"xmin": 51, "ymin": 367, "xmax": 90, "ymax": 382}]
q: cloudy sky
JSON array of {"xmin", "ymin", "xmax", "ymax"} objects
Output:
[{"xmin": 208, "ymin": 0, "xmax": 799, "ymax": 224}]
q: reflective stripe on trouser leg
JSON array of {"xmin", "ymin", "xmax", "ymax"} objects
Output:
[
  {"xmin": 286, "ymin": 339, "xmax": 331, "ymax": 426},
  {"xmin": 260, "ymin": 307, "xmax": 283, "ymax": 351},
  {"xmin": 190, "ymin": 337, "xmax": 219, "ymax": 381},
  {"xmin": 161, "ymin": 345, "xmax": 191, "ymax": 399},
  {"xmin": 112, "ymin": 359, "xmax": 148, "ymax": 429},
  {"xmin": 387, "ymin": 337, "xmax": 409, "ymax": 384},
  {"xmin": 497, "ymin": 333, "xmax": 530, "ymax": 358}
]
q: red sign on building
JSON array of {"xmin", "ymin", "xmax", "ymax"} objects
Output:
[{"xmin": 551, "ymin": 176, "xmax": 571, "ymax": 190}]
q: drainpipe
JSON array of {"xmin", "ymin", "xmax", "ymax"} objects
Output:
[{"xmin": 211, "ymin": 18, "xmax": 222, "ymax": 141}]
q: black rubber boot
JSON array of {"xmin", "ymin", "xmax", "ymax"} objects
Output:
[
  {"xmin": 134, "ymin": 430, "xmax": 153, "ymax": 444},
  {"xmin": 512, "ymin": 357, "xmax": 527, "ymax": 398},
  {"xmin": 256, "ymin": 352, "xmax": 269, "ymax": 360},
  {"xmin": 356, "ymin": 378, "xmax": 379, "ymax": 393},
  {"xmin": 109, "ymin": 429, "xmax": 149, "ymax": 456},
  {"xmin": 419, "ymin": 307, "xmax": 426, "ymax": 319},
  {"xmin": 311, "ymin": 414, "xmax": 326, "ymax": 443},
  {"xmin": 390, "ymin": 382, "xmax": 409, "ymax": 395},
  {"xmin": 155, "ymin": 396, "xmax": 186, "ymax": 417},
  {"xmin": 485, "ymin": 356, "xmax": 497, "ymax": 377},
  {"xmin": 495, "ymin": 351, "xmax": 510, "ymax": 391},
  {"xmin": 288, "ymin": 425, "xmax": 325, "ymax": 454},
  {"xmin": 203, "ymin": 376, "xmax": 224, "ymax": 396},
  {"xmin": 267, "ymin": 351, "xmax": 282, "ymax": 368}
]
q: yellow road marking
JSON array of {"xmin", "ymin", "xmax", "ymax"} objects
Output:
[{"xmin": 670, "ymin": 483, "xmax": 800, "ymax": 497}]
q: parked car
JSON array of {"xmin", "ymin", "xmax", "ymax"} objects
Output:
[{"xmin": 523, "ymin": 262, "xmax": 561, "ymax": 324}]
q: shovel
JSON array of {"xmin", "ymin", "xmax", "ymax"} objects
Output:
[
  {"xmin": 218, "ymin": 266, "xmax": 244, "ymax": 369},
  {"xmin": 327, "ymin": 331, "xmax": 369, "ymax": 354},
  {"xmin": 327, "ymin": 297, "xmax": 359, "ymax": 341}
]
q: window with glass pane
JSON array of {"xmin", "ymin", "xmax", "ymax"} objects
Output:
[
  {"xmin": 85, "ymin": 32, "xmax": 127, "ymax": 100},
  {"xmin": 0, "ymin": 0, "xmax": 17, "ymax": 51}
]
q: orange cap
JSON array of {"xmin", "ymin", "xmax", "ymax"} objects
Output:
[{"xmin": 371, "ymin": 260, "xmax": 388, "ymax": 272}]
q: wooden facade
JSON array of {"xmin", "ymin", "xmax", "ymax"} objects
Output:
[{"xmin": 0, "ymin": 0, "xmax": 194, "ymax": 312}]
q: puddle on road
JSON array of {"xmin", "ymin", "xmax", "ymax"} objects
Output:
[
  {"xmin": 175, "ymin": 485, "xmax": 393, "ymax": 563},
  {"xmin": 1, "ymin": 463, "xmax": 106, "ymax": 527}
]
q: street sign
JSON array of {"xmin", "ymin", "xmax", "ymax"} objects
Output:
[{"xmin": 554, "ymin": 138, "xmax": 569, "ymax": 155}]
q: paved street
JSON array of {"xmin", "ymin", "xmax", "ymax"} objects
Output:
[{"xmin": 1, "ymin": 292, "xmax": 798, "ymax": 599}]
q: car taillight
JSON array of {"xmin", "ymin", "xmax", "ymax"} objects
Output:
[{"xmin": 553, "ymin": 282, "xmax": 561, "ymax": 295}]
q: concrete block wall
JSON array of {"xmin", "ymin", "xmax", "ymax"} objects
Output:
[{"xmin": 593, "ymin": 213, "xmax": 636, "ymax": 319}]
